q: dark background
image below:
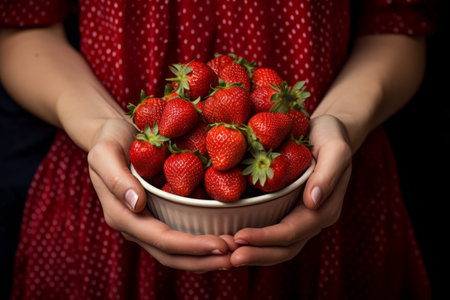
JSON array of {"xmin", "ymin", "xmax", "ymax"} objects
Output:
[
  {"xmin": 384, "ymin": 1, "xmax": 448, "ymax": 297},
  {"xmin": 1, "ymin": 3, "xmax": 447, "ymax": 298}
]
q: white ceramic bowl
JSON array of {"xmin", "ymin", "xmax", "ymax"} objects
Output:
[{"xmin": 131, "ymin": 159, "xmax": 315, "ymax": 235}]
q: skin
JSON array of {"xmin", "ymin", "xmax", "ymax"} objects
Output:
[{"xmin": 0, "ymin": 23, "xmax": 426, "ymax": 271}]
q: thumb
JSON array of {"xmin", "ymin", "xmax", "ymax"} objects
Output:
[
  {"xmin": 88, "ymin": 138, "xmax": 148, "ymax": 213},
  {"xmin": 302, "ymin": 139, "xmax": 352, "ymax": 210}
]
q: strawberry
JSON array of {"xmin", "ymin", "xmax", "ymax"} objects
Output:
[
  {"xmin": 163, "ymin": 146, "xmax": 205, "ymax": 196},
  {"xmin": 278, "ymin": 137, "xmax": 312, "ymax": 184},
  {"xmin": 189, "ymin": 184, "xmax": 210, "ymax": 199},
  {"xmin": 207, "ymin": 54, "xmax": 235, "ymax": 76},
  {"xmin": 288, "ymin": 109, "xmax": 309, "ymax": 139},
  {"xmin": 158, "ymin": 97, "xmax": 199, "ymax": 138},
  {"xmin": 126, "ymin": 90, "xmax": 166, "ymax": 131},
  {"xmin": 204, "ymin": 166, "xmax": 247, "ymax": 202},
  {"xmin": 167, "ymin": 61, "xmax": 218, "ymax": 100},
  {"xmin": 174, "ymin": 121, "xmax": 208, "ymax": 157},
  {"xmin": 147, "ymin": 171, "xmax": 166, "ymax": 189},
  {"xmin": 162, "ymin": 182, "xmax": 210, "ymax": 199},
  {"xmin": 129, "ymin": 125, "xmax": 169, "ymax": 179},
  {"xmin": 245, "ymin": 112, "xmax": 293, "ymax": 151},
  {"xmin": 206, "ymin": 123, "xmax": 247, "ymax": 171},
  {"xmin": 251, "ymin": 67, "xmax": 283, "ymax": 90},
  {"xmin": 249, "ymin": 85, "xmax": 277, "ymax": 114},
  {"xmin": 243, "ymin": 150, "xmax": 290, "ymax": 192},
  {"xmin": 203, "ymin": 84, "xmax": 251, "ymax": 125},
  {"xmin": 162, "ymin": 183, "xmax": 175, "ymax": 194},
  {"xmin": 219, "ymin": 62, "xmax": 251, "ymax": 91}
]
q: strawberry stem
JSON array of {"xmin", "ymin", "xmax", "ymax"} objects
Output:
[{"xmin": 242, "ymin": 150, "xmax": 279, "ymax": 186}]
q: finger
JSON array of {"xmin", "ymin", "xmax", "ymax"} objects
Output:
[
  {"xmin": 125, "ymin": 233, "xmax": 232, "ymax": 272},
  {"xmin": 219, "ymin": 235, "xmax": 240, "ymax": 252},
  {"xmin": 303, "ymin": 117, "xmax": 352, "ymax": 209},
  {"xmin": 138, "ymin": 241, "xmax": 233, "ymax": 272},
  {"xmin": 230, "ymin": 239, "xmax": 309, "ymax": 267},
  {"xmin": 90, "ymin": 172, "xmax": 230, "ymax": 256},
  {"xmin": 234, "ymin": 166, "xmax": 351, "ymax": 247},
  {"xmin": 233, "ymin": 205, "xmax": 322, "ymax": 247},
  {"xmin": 88, "ymin": 136, "xmax": 147, "ymax": 212}
]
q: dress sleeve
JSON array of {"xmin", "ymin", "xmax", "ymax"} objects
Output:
[
  {"xmin": 0, "ymin": 0, "xmax": 73, "ymax": 28},
  {"xmin": 354, "ymin": 0, "xmax": 437, "ymax": 36}
]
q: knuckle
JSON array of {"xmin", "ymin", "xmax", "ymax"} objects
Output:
[
  {"xmin": 103, "ymin": 211, "xmax": 119, "ymax": 230},
  {"xmin": 325, "ymin": 206, "xmax": 342, "ymax": 227}
]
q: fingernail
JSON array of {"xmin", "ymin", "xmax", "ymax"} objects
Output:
[
  {"xmin": 234, "ymin": 239, "xmax": 247, "ymax": 245},
  {"xmin": 125, "ymin": 189, "xmax": 138, "ymax": 210},
  {"xmin": 211, "ymin": 249, "xmax": 224, "ymax": 255},
  {"xmin": 311, "ymin": 186, "xmax": 322, "ymax": 207}
]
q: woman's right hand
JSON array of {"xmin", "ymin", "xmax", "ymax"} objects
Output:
[{"xmin": 87, "ymin": 118, "xmax": 232, "ymax": 272}]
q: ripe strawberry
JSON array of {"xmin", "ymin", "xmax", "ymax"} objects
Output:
[
  {"xmin": 174, "ymin": 121, "xmax": 208, "ymax": 157},
  {"xmin": 288, "ymin": 109, "xmax": 309, "ymax": 139},
  {"xmin": 162, "ymin": 182, "xmax": 210, "ymax": 199},
  {"xmin": 126, "ymin": 90, "xmax": 166, "ymax": 131},
  {"xmin": 251, "ymin": 67, "xmax": 283, "ymax": 90},
  {"xmin": 203, "ymin": 84, "xmax": 251, "ymax": 125},
  {"xmin": 158, "ymin": 97, "xmax": 199, "ymax": 138},
  {"xmin": 206, "ymin": 124, "xmax": 247, "ymax": 171},
  {"xmin": 148, "ymin": 171, "xmax": 166, "ymax": 189},
  {"xmin": 219, "ymin": 63, "xmax": 251, "ymax": 91},
  {"xmin": 162, "ymin": 183, "xmax": 175, "ymax": 194},
  {"xmin": 207, "ymin": 54, "xmax": 235, "ymax": 76},
  {"xmin": 163, "ymin": 148, "xmax": 205, "ymax": 196},
  {"xmin": 245, "ymin": 112, "xmax": 293, "ymax": 151},
  {"xmin": 278, "ymin": 137, "xmax": 312, "ymax": 184},
  {"xmin": 189, "ymin": 184, "xmax": 210, "ymax": 199},
  {"xmin": 204, "ymin": 166, "xmax": 247, "ymax": 202},
  {"xmin": 249, "ymin": 86, "xmax": 277, "ymax": 114},
  {"xmin": 129, "ymin": 125, "xmax": 169, "ymax": 179},
  {"xmin": 243, "ymin": 150, "xmax": 290, "ymax": 192},
  {"xmin": 167, "ymin": 61, "xmax": 218, "ymax": 100}
]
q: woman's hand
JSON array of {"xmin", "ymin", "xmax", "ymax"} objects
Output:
[
  {"xmin": 87, "ymin": 118, "xmax": 232, "ymax": 272},
  {"xmin": 229, "ymin": 115, "xmax": 352, "ymax": 267}
]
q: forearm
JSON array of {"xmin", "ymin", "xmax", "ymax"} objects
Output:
[
  {"xmin": 0, "ymin": 24, "xmax": 127, "ymax": 152},
  {"xmin": 313, "ymin": 34, "xmax": 426, "ymax": 153}
]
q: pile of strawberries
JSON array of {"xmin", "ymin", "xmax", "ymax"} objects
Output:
[{"xmin": 129, "ymin": 54, "xmax": 312, "ymax": 202}]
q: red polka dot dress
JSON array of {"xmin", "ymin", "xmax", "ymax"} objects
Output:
[{"xmin": 1, "ymin": 1, "xmax": 435, "ymax": 299}]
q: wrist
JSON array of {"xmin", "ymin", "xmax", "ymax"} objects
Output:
[
  {"xmin": 56, "ymin": 88, "xmax": 129, "ymax": 152},
  {"xmin": 312, "ymin": 80, "xmax": 384, "ymax": 153}
]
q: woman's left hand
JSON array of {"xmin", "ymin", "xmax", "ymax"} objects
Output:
[{"xmin": 229, "ymin": 115, "xmax": 352, "ymax": 267}]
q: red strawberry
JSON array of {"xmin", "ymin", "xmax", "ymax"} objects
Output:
[
  {"xmin": 158, "ymin": 97, "xmax": 199, "ymax": 138},
  {"xmin": 207, "ymin": 54, "xmax": 235, "ymax": 76},
  {"xmin": 164, "ymin": 92, "xmax": 180, "ymax": 102},
  {"xmin": 162, "ymin": 183, "xmax": 175, "ymax": 194},
  {"xmin": 203, "ymin": 85, "xmax": 251, "ymax": 125},
  {"xmin": 189, "ymin": 185, "xmax": 210, "ymax": 199},
  {"xmin": 163, "ymin": 148, "xmax": 205, "ymax": 196},
  {"xmin": 167, "ymin": 61, "xmax": 218, "ymax": 100},
  {"xmin": 204, "ymin": 166, "xmax": 247, "ymax": 202},
  {"xmin": 278, "ymin": 137, "xmax": 312, "ymax": 184},
  {"xmin": 162, "ymin": 182, "xmax": 210, "ymax": 199},
  {"xmin": 129, "ymin": 125, "xmax": 169, "ymax": 179},
  {"xmin": 219, "ymin": 63, "xmax": 251, "ymax": 92},
  {"xmin": 246, "ymin": 112, "xmax": 293, "ymax": 151},
  {"xmin": 249, "ymin": 86, "xmax": 277, "ymax": 114},
  {"xmin": 252, "ymin": 67, "xmax": 283, "ymax": 90},
  {"xmin": 148, "ymin": 171, "xmax": 166, "ymax": 189},
  {"xmin": 288, "ymin": 109, "xmax": 309, "ymax": 139},
  {"xmin": 126, "ymin": 90, "xmax": 166, "ymax": 131},
  {"xmin": 206, "ymin": 124, "xmax": 247, "ymax": 171},
  {"xmin": 243, "ymin": 150, "xmax": 290, "ymax": 192},
  {"xmin": 174, "ymin": 121, "xmax": 208, "ymax": 157}
]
